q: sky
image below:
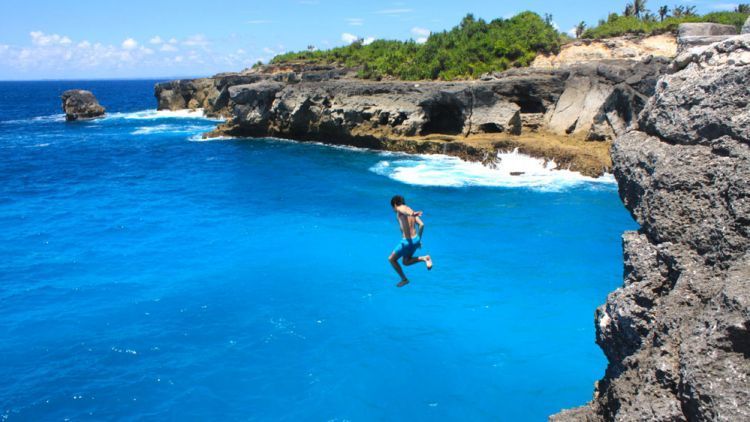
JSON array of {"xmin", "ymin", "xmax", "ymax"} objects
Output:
[{"xmin": 0, "ymin": 0, "xmax": 741, "ymax": 80}]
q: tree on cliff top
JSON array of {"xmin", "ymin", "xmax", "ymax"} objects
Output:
[
  {"xmin": 575, "ymin": 22, "xmax": 587, "ymax": 38},
  {"xmin": 658, "ymin": 5, "xmax": 670, "ymax": 22},
  {"xmin": 271, "ymin": 11, "xmax": 560, "ymax": 81},
  {"xmin": 582, "ymin": 1, "xmax": 748, "ymax": 38}
]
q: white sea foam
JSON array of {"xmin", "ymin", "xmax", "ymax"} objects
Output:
[
  {"xmin": 131, "ymin": 124, "xmax": 211, "ymax": 135},
  {"xmin": 187, "ymin": 133, "xmax": 233, "ymax": 142},
  {"xmin": 105, "ymin": 108, "xmax": 224, "ymax": 122},
  {"xmin": 370, "ymin": 148, "xmax": 615, "ymax": 191},
  {"xmin": 1, "ymin": 114, "xmax": 66, "ymax": 124}
]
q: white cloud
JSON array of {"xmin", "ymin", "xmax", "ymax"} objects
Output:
[
  {"xmin": 182, "ymin": 34, "xmax": 210, "ymax": 48},
  {"xmin": 1, "ymin": 30, "xmax": 280, "ymax": 79},
  {"xmin": 551, "ymin": 21, "xmax": 560, "ymax": 31},
  {"xmin": 567, "ymin": 27, "xmax": 578, "ymax": 38},
  {"xmin": 375, "ymin": 8, "xmax": 413, "ymax": 15},
  {"xmin": 122, "ymin": 38, "xmax": 138, "ymax": 50},
  {"xmin": 30, "ymin": 31, "xmax": 72, "ymax": 46},
  {"xmin": 347, "ymin": 18, "xmax": 364, "ymax": 26},
  {"xmin": 341, "ymin": 32, "xmax": 359, "ymax": 44},
  {"xmin": 363, "ymin": 37, "xmax": 375, "ymax": 45},
  {"xmin": 411, "ymin": 27, "xmax": 430, "ymax": 43}
]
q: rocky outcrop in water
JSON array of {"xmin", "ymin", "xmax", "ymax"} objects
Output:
[
  {"xmin": 155, "ymin": 58, "xmax": 668, "ymax": 176},
  {"xmin": 61, "ymin": 90, "xmax": 105, "ymax": 121},
  {"xmin": 553, "ymin": 34, "xmax": 750, "ymax": 422}
]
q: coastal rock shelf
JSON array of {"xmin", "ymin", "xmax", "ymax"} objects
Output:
[
  {"xmin": 553, "ymin": 35, "xmax": 750, "ymax": 422},
  {"xmin": 154, "ymin": 58, "xmax": 669, "ymax": 177}
]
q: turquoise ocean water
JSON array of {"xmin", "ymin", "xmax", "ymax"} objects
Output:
[{"xmin": 0, "ymin": 80, "xmax": 634, "ymax": 420}]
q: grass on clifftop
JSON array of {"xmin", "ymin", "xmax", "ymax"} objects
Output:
[
  {"xmin": 269, "ymin": 5, "xmax": 749, "ymax": 81},
  {"xmin": 271, "ymin": 12, "xmax": 560, "ymax": 80},
  {"xmin": 582, "ymin": 11, "xmax": 749, "ymax": 39}
]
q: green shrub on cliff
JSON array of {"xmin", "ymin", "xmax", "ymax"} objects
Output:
[
  {"xmin": 582, "ymin": 10, "xmax": 749, "ymax": 38},
  {"xmin": 271, "ymin": 12, "xmax": 560, "ymax": 80}
]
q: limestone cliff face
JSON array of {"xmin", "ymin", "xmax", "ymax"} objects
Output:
[
  {"xmin": 532, "ymin": 34, "xmax": 677, "ymax": 69},
  {"xmin": 154, "ymin": 59, "xmax": 668, "ymax": 176},
  {"xmin": 553, "ymin": 35, "xmax": 750, "ymax": 422}
]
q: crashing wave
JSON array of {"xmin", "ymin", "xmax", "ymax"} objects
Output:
[{"xmin": 370, "ymin": 148, "xmax": 615, "ymax": 191}]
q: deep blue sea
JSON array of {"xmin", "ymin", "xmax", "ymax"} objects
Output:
[{"xmin": 0, "ymin": 80, "xmax": 635, "ymax": 421}]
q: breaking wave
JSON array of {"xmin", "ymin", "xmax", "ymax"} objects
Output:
[
  {"xmin": 131, "ymin": 124, "xmax": 214, "ymax": 136},
  {"xmin": 370, "ymin": 149, "xmax": 615, "ymax": 191},
  {"xmin": 104, "ymin": 108, "xmax": 224, "ymax": 121}
]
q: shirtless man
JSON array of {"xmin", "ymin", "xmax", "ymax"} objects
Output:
[{"xmin": 388, "ymin": 195, "xmax": 433, "ymax": 287}]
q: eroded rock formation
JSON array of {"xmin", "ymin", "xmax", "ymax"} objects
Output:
[
  {"xmin": 677, "ymin": 22, "xmax": 738, "ymax": 54},
  {"xmin": 532, "ymin": 34, "xmax": 677, "ymax": 68},
  {"xmin": 155, "ymin": 58, "xmax": 668, "ymax": 176},
  {"xmin": 61, "ymin": 90, "xmax": 105, "ymax": 121},
  {"xmin": 553, "ymin": 34, "xmax": 750, "ymax": 422}
]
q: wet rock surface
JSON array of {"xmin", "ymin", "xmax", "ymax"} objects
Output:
[
  {"xmin": 553, "ymin": 35, "xmax": 750, "ymax": 422},
  {"xmin": 61, "ymin": 90, "xmax": 105, "ymax": 121}
]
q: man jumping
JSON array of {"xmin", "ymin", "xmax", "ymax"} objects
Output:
[{"xmin": 388, "ymin": 195, "xmax": 433, "ymax": 287}]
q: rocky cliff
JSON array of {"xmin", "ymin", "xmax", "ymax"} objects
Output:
[
  {"xmin": 155, "ymin": 58, "xmax": 668, "ymax": 176},
  {"xmin": 532, "ymin": 34, "xmax": 677, "ymax": 69},
  {"xmin": 553, "ymin": 34, "xmax": 750, "ymax": 422}
]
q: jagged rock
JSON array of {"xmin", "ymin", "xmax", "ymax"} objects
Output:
[
  {"xmin": 156, "ymin": 60, "xmax": 666, "ymax": 144},
  {"xmin": 743, "ymin": 16, "xmax": 750, "ymax": 34},
  {"xmin": 553, "ymin": 34, "xmax": 750, "ymax": 422},
  {"xmin": 545, "ymin": 59, "xmax": 668, "ymax": 140},
  {"xmin": 547, "ymin": 74, "xmax": 614, "ymax": 136},
  {"xmin": 61, "ymin": 90, "xmax": 105, "ymax": 121},
  {"xmin": 642, "ymin": 35, "xmax": 750, "ymax": 147},
  {"xmin": 677, "ymin": 22, "xmax": 737, "ymax": 54}
]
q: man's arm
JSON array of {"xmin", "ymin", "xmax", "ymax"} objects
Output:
[
  {"xmin": 395, "ymin": 205, "xmax": 422, "ymax": 218},
  {"xmin": 415, "ymin": 216, "xmax": 425, "ymax": 237}
]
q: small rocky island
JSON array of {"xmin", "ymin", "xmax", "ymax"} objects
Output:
[{"xmin": 61, "ymin": 90, "xmax": 105, "ymax": 121}]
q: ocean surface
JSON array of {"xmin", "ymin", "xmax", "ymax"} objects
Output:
[{"xmin": 0, "ymin": 80, "xmax": 635, "ymax": 421}]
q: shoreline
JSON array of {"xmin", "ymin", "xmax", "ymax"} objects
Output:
[{"xmin": 203, "ymin": 125, "xmax": 613, "ymax": 178}]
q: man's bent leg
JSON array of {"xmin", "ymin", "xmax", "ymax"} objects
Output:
[
  {"xmin": 404, "ymin": 255, "xmax": 432, "ymax": 270},
  {"xmin": 389, "ymin": 253, "xmax": 409, "ymax": 287}
]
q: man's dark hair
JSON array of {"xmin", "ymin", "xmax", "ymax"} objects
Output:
[{"xmin": 390, "ymin": 195, "xmax": 405, "ymax": 207}]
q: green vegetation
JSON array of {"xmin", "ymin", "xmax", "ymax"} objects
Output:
[
  {"xmin": 582, "ymin": 2, "xmax": 749, "ymax": 38},
  {"xmin": 268, "ymin": 3, "xmax": 750, "ymax": 81},
  {"xmin": 271, "ymin": 12, "xmax": 560, "ymax": 80}
]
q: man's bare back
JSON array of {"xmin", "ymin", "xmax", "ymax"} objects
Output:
[
  {"xmin": 388, "ymin": 195, "xmax": 433, "ymax": 288},
  {"xmin": 395, "ymin": 205, "xmax": 419, "ymax": 238}
]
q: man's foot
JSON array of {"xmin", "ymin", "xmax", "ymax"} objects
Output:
[
  {"xmin": 425, "ymin": 255, "xmax": 433, "ymax": 271},
  {"xmin": 396, "ymin": 279, "xmax": 410, "ymax": 288}
]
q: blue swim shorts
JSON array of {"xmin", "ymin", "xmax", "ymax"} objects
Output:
[{"xmin": 392, "ymin": 235, "xmax": 422, "ymax": 259}]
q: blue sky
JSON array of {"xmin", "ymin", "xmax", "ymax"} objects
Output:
[{"xmin": 0, "ymin": 0, "xmax": 740, "ymax": 79}]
